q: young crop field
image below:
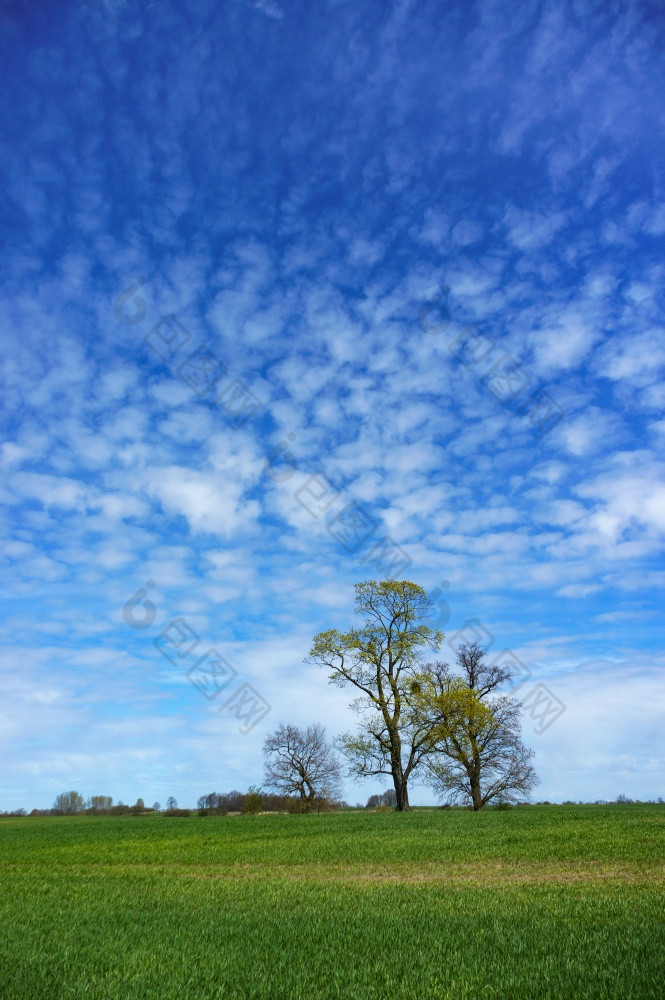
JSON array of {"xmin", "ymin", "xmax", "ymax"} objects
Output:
[{"xmin": 1, "ymin": 805, "xmax": 664, "ymax": 999}]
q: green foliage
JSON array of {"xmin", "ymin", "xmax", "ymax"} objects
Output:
[
  {"xmin": 308, "ymin": 580, "xmax": 444, "ymax": 810},
  {"xmin": 242, "ymin": 788, "xmax": 263, "ymax": 815},
  {"xmin": 309, "ymin": 581, "xmax": 443, "ymax": 695},
  {"xmin": 0, "ymin": 807, "xmax": 663, "ymax": 998}
]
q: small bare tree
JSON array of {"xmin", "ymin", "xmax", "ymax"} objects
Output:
[
  {"xmin": 263, "ymin": 723, "xmax": 343, "ymax": 812},
  {"xmin": 412, "ymin": 643, "xmax": 539, "ymax": 810}
]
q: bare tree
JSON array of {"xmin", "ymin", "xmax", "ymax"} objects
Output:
[
  {"xmin": 412, "ymin": 643, "xmax": 539, "ymax": 810},
  {"xmin": 53, "ymin": 791, "xmax": 85, "ymax": 815},
  {"xmin": 366, "ymin": 789, "xmax": 397, "ymax": 808},
  {"xmin": 89, "ymin": 795, "xmax": 113, "ymax": 814},
  {"xmin": 308, "ymin": 580, "xmax": 442, "ymax": 811},
  {"xmin": 196, "ymin": 792, "xmax": 230, "ymax": 814},
  {"xmin": 263, "ymin": 723, "xmax": 343, "ymax": 812}
]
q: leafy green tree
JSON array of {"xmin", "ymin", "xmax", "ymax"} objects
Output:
[
  {"xmin": 308, "ymin": 580, "xmax": 442, "ymax": 811},
  {"xmin": 411, "ymin": 643, "xmax": 539, "ymax": 810},
  {"xmin": 242, "ymin": 786, "xmax": 263, "ymax": 815}
]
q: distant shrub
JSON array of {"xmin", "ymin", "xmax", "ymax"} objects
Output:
[
  {"xmin": 109, "ymin": 804, "xmax": 131, "ymax": 815},
  {"xmin": 242, "ymin": 793, "xmax": 262, "ymax": 815},
  {"xmin": 163, "ymin": 809, "xmax": 192, "ymax": 818}
]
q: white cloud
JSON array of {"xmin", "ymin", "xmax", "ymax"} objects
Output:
[
  {"xmin": 142, "ymin": 465, "xmax": 260, "ymax": 537},
  {"xmin": 451, "ymin": 220, "xmax": 484, "ymax": 246},
  {"xmin": 595, "ymin": 328, "xmax": 665, "ymax": 384},
  {"xmin": 532, "ymin": 310, "xmax": 599, "ymax": 372},
  {"xmin": 504, "ymin": 206, "xmax": 568, "ymax": 251}
]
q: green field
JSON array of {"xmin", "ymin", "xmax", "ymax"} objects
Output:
[{"xmin": 1, "ymin": 805, "xmax": 663, "ymax": 998}]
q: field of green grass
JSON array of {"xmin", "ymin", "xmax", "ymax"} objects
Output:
[{"xmin": 1, "ymin": 805, "xmax": 663, "ymax": 998}]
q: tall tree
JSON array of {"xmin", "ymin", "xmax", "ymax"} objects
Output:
[
  {"xmin": 412, "ymin": 643, "xmax": 539, "ymax": 810},
  {"xmin": 89, "ymin": 795, "xmax": 113, "ymax": 814},
  {"xmin": 263, "ymin": 722, "xmax": 342, "ymax": 811},
  {"xmin": 53, "ymin": 790, "xmax": 85, "ymax": 815},
  {"xmin": 308, "ymin": 580, "xmax": 442, "ymax": 811}
]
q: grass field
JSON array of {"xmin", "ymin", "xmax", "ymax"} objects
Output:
[{"xmin": 1, "ymin": 805, "xmax": 663, "ymax": 999}]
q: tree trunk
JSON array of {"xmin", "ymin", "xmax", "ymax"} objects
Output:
[
  {"xmin": 470, "ymin": 774, "xmax": 483, "ymax": 811},
  {"xmin": 393, "ymin": 772, "xmax": 410, "ymax": 811}
]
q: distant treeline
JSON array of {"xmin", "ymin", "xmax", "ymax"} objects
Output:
[
  {"xmin": 1, "ymin": 790, "xmax": 663, "ymax": 818},
  {"xmin": 0, "ymin": 788, "xmax": 349, "ymax": 818}
]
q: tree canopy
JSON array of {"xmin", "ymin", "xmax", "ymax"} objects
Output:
[{"xmin": 308, "ymin": 579, "xmax": 443, "ymax": 810}]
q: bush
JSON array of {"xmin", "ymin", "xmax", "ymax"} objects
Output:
[
  {"xmin": 163, "ymin": 809, "xmax": 192, "ymax": 817},
  {"xmin": 242, "ymin": 793, "xmax": 262, "ymax": 815}
]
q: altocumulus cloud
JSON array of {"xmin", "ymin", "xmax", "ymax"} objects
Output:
[{"xmin": 0, "ymin": 0, "xmax": 664, "ymax": 808}]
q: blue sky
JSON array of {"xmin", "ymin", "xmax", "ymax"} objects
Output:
[{"xmin": 1, "ymin": 0, "xmax": 664, "ymax": 810}]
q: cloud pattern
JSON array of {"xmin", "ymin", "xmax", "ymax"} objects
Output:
[{"xmin": 1, "ymin": 0, "xmax": 664, "ymax": 807}]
